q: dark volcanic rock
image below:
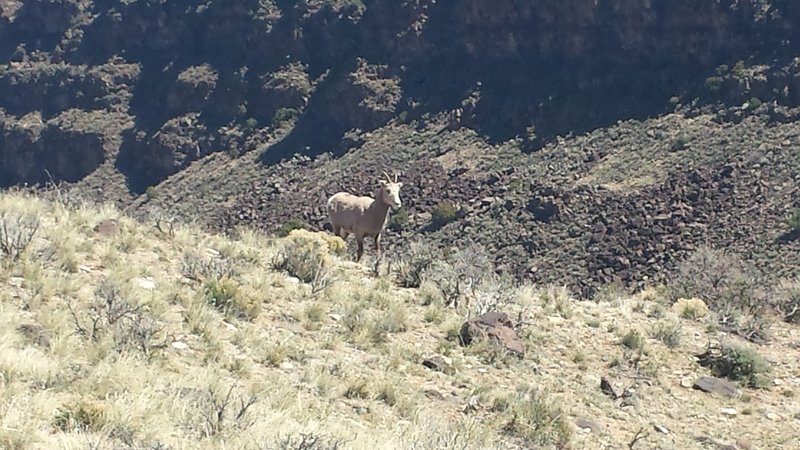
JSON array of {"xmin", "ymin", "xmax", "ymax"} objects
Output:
[
  {"xmin": 167, "ymin": 64, "xmax": 219, "ymax": 114},
  {"xmin": 117, "ymin": 113, "xmax": 214, "ymax": 191},
  {"xmin": 0, "ymin": 109, "xmax": 112, "ymax": 186},
  {"xmin": 693, "ymin": 376, "xmax": 741, "ymax": 398},
  {"xmin": 459, "ymin": 311, "xmax": 524, "ymax": 358}
]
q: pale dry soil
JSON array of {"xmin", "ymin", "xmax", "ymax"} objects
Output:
[{"xmin": 0, "ymin": 191, "xmax": 798, "ymax": 450}]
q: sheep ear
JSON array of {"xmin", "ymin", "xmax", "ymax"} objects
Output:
[
  {"xmin": 379, "ymin": 179, "xmax": 387, "ymax": 186},
  {"xmin": 397, "ymin": 182, "xmax": 403, "ymax": 187}
]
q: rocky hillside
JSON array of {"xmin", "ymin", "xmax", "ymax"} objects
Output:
[{"xmin": 2, "ymin": 0, "xmax": 800, "ymax": 296}]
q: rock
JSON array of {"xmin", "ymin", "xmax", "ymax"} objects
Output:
[
  {"xmin": 574, "ymin": 417, "xmax": 606, "ymax": 434},
  {"xmin": 171, "ymin": 341, "xmax": 188, "ymax": 350},
  {"xmin": 133, "ymin": 277, "xmax": 156, "ymax": 291},
  {"xmin": 93, "ymin": 219, "xmax": 120, "ymax": 236},
  {"xmin": 600, "ymin": 377, "xmax": 619, "ymax": 399},
  {"xmin": 459, "ymin": 311, "xmax": 524, "ymax": 358},
  {"xmin": 422, "ymin": 356, "xmax": 452, "ymax": 373},
  {"xmin": 653, "ymin": 424, "xmax": 670, "ymax": 434},
  {"xmin": 720, "ymin": 407, "xmax": 738, "ymax": 416},
  {"xmin": 693, "ymin": 376, "xmax": 741, "ymax": 398},
  {"xmin": 424, "ymin": 389, "xmax": 445, "ymax": 401}
]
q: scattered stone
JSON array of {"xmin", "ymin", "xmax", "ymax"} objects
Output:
[
  {"xmin": 680, "ymin": 377, "xmax": 693, "ymax": 388},
  {"xmin": 459, "ymin": 311, "xmax": 524, "ymax": 358},
  {"xmin": 285, "ymin": 276, "xmax": 300, "ymax": 284},
  {"xmin": 765, "ymin": 412, "xmax": 780, "ymax": 421},
  {"xmin": 600, "ymin": 377, "xmax": 619, "ymax": 399},
  {"xmin": 653, "ymin": 424, "xmax": 670, "ymax": 434},
  {"xmin": 693, "ymin": 376, "xmax": 741, "ymax": 398},
  {"xmin": 328, "ymin": 313, "xmax": 342, "ymax": 321},
  {"xmin": 93, "ymin": 219, "xmax": 120, "ymax": 236},
  {"xmin": 8, "ymin": 277, "xmax": 24, "ymax": 288},
  {"xmin": 574, "ymin": 417, "xmax": 606, "ymax": 434},
  {"xmin": 424, "ymin": 389, "xmax": 445, "ymax": 401},
  {"xmin": 78, "ymin": 264, "xmax": 93, "ymax": 273},
  {"xmin": 171, "ymin": 341, "xmax": 188, "ymax": 350},
  {"xmin": 720, "ymin": 407, "xmax": 738, "ymax": 416},
  {"xmin": 133, "ymin": 277, "xmax": 156, "ymax": 290},
  {"xmin": 422, "ymin": 356, "xmax": 452, "ymax": 373}
]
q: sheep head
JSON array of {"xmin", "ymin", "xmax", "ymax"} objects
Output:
[{"xmin": 378, "ymin": 171, "xmax": 403, "ymax": 210}]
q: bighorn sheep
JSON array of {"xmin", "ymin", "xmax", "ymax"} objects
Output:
[{"xmin": 326, "ymin": 171, "xmax": 404, "ymax": 262}]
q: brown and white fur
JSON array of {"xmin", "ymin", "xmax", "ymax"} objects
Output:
[{"xmin": 326, "ymin": 171, "xmax": 403, "ymax": 262}]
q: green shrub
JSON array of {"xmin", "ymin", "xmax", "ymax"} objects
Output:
[
  {"xmin": 704, "ymin": 76, "xmax": 723, "ymax": 91},
  {"xmin": 272, "ymin": 107, "xmax": 300, "ymax": 128},
  {"xmin": 145, "ymin": 186, "xmax": 159, "ymax": 201},
  {"xmin": 621, "ymin": 329, "xmax": 644, "ymax": 351},
  {"xmin": 670, "ymin": 135, "xmax": 689, "ymax": 151},
  {"xmin": 386, "ymin": 207, "xmax": 409, "ymax": 232},
  {"xmin": 278, "ymin": 218, "xmax": 310, "ymax": 237},
  {"xmin": 204, "ymin": 278, "xmax": 239, "ymax": 310},
  {"xmin": 430, "ymin": 201, "xmax": 459, "ymax": 227},
  {"xmin": 53, "ymin": 400, "xmax": 108, "ymax": 432},
  {"xmin": 697, "ymin": 342, "xmax": 771, "ymax": 388}
]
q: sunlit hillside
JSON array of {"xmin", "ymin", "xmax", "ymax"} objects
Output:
[{"xmin": 0, "ymin": 190, "xmax": 798, "ymax": 450}]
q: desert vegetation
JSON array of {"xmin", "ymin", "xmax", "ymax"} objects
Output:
[{"xmin": 1, "ymin": 189, "xmax": 798, "ymax": 450}]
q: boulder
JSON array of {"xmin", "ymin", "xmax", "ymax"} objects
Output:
[{"xmin": 459, "ymin": 311, "xmax": 524, "ymax": 358}]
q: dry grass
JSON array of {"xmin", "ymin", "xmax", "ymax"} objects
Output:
[{"xmin": 0, "ymin": 191, "xmax": 798, "ymax": 450}]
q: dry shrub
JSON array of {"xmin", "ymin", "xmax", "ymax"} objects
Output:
[
  {"xmin": 272, "ymin": 230, "xmax": 344, "ymax": 292},
  {"xmin": 69, "ymin": 279, "xmax": 167, "ymax": 357},
  {"xmin": 667, "ymin": 247, "xmax": 770, "ymax": 343},
  {"xmin": 391, "ymin": 239, "xmax": 437, "ymax": 288},
  {"xmin": 497, "ymin": 385, "xmax": 572, "ymax": 448},
  {"xmin": 671, "ymin": 297, "xmax": 709, "ymax": 319},
  {"xmin": 204, "ymin": 277, "xmax": 259, "ymax": 320},
  {"xmin": 53, "ymin": 399, "xmax": 109, "ymax": 433},
  {"xmin": 422, "ymin": 243, "xmax": 496, "ymax": 309},
  {"xmin": 0, "ymin": 210, "xmax": 40, "ymax": 262}
]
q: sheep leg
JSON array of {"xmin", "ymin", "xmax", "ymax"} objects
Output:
[
  {"xmin": 374, "ymin": 234, "xmax": 382, "ymax": 260},
  {"xmin": 334, "ymin": 225, "xmax": 350, "ymax": 242},
  {"xmin": 355, "ymin": 235, "xmax": 365, "ymax": 262}
]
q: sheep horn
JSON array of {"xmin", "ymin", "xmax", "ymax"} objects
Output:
[{"xmin": 381, "ymin": 170, "xmax": 393, "ymax": 183}]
